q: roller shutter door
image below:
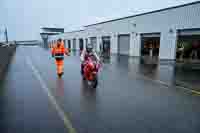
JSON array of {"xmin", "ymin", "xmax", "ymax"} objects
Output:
[
  {"xmin": 90, "ymin": 37, "xmax": 97, "ymax": 51},
  {"xmin": 118, "ymin": 34, "xmax": 130, "ymax": 55},
  {"xmin": 68, "ymin": 40, "xmax": 71, "ymax": 49},
  {"xmin": 73, "ymin": 39, "xmax": 76, "ymax": 50}
]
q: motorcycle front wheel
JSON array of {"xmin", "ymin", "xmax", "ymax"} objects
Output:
[{"xmin": 92, "ymin": 76, "xmax": 98, "ymax": 88}]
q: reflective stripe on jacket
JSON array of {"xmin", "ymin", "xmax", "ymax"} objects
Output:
[{"xmin": 52, "ymin": 45, "xmax": 66, "ymax": 60}]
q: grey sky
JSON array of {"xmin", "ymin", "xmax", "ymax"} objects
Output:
[{"xmin": 0, "ymin": 0, "xmax": 197, "ymax": 41}]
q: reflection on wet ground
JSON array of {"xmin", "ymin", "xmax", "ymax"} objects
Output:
[
  {"xmin": 109, "ymin": 55, "xmax": 200, "ymax": 90},
  {"xmin": 55, "ymin": 78, "xmax": 65, "ymax": 97},
  {"xmin": 80, "ymin": 80, "xmax": 98, "ymax": 112},
  {"xmin": 0, "ymin": 45, "xmax": 199, "ymax": 133}
]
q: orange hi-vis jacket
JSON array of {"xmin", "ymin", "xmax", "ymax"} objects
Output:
[
  {"xmin": 51, "ymin": 43, "xmax": 69, "ymax": 60},
  {"xmin": 52, "ymin": 45, "xmax": 66, "ymax": 60}
]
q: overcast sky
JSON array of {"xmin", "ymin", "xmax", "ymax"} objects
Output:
[{"xmin": 0, "ymin": 0, "xmax": 197, "ymax": 41}]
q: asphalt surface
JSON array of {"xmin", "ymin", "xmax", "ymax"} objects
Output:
[{"xmin": 0, "ymin": 46, "xmax": 200, "ymax": 133}]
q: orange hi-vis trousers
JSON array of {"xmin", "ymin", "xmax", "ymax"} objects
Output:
[{"xmin": 55, "ymin": 60, "xmax": 64, "ymax": 74}]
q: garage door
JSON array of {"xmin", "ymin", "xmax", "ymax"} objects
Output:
[
  {"xmin": 178, "ymin": 29, "xmax": 200, "ymax": 36},
  {"xmin": 79, "ymin": 39, "xmax": 84, "ymax": 50},
  {"xmin": 68, "ymin": 40, "xmax": 71, "ymax": 49},
  {"xmin": 118, "ymin": 34, "xmax": 130, "ymax": 55},
  {"xmin": 176, "ymin": 29, "xmax": 200, "ymax": 61},
  {"xmin": 102, "ymin": 36, "xmax": 111, "ymax": 57},
  {"xmin": 90, "ymin": 37, "xmax": 97, "ymax": 51},
  {"xmin": 73, "ymin": 39, "xmax": 76, "ymax": 50},
  {"xmin": 140, "ymin": 33, "xmax": 161, "ymax": 57}
]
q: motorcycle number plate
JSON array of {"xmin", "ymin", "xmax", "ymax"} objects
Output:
[{"xmin": 88, "ymin": 81, "xmax": 92, "ymax": 85}]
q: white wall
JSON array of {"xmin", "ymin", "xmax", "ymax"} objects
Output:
[
  {"xmin": 130, "ymin": 33, "xmax": 141, "ymax": 56},
  {"xmin": 159, "ymin": 30, "xmax": 178, "ymax": 59},
  {"xmin": 51, "ymin": 2, "xmax": 200, "ymax": 60}
]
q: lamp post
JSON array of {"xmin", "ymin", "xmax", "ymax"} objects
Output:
[{"xmin": 5, "ymin": 27, "xmax": 8, "ymax": 43}]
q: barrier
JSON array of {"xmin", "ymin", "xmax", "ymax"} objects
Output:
[{"xmin": 0, "ymin": 45, "xmax": 17, "ymax": 79}]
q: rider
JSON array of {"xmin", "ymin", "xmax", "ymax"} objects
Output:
[{"xmin": 80, "ymin": 44, "xmax": 100, "ymax": 74}]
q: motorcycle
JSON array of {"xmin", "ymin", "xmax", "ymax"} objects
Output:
[{"xmin": 81, "ymin": 56, "xmax": 101, "ymax": 88}]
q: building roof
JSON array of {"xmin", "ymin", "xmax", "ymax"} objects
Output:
[
  {"xmin": 64, "ymin": 30, "xmax": 84, "ymax": 34},
  {"xmin": 41, "ymin": 27, "xmax": 64, "ymax": 30},
  {"xmin": 64, "ymin": 30, "xmax": 84, "ymax": 33},
  {"xmin": 40, "ymin": 32, "xmax": 61, "ymax": 35},
  {"xmin": 16, "ymin": 40, "xmax": 39, "ymax": 43},
  {"xmin": 85, "ymin": 1, "xmax": 200, "ymax": 27}
]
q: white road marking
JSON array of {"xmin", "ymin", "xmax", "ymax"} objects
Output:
[
  {"xmin": 26, "ymin": 56, "xmax": 76, "ymax": 133},
  {"xmin": 176, "ymin": 85, "xmax": 200, "ymax": 95},
  {"xmin": 135, "ymin": 72, "xmax": 200, "ymax": 95}
]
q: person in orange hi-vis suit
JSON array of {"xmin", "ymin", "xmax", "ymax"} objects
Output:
[{"xmin": 51, "ymin": 38, "xmax": 69, "ymax": 77}]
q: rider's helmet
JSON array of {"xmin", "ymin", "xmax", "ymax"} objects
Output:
[{"xmin": 86, "ymin": 44, "xmax": 93, "ymax": 53}]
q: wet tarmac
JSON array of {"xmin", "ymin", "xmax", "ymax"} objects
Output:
[{"xmin": 0, "ymin": 46, "xmax": 200, "ymax": 133}]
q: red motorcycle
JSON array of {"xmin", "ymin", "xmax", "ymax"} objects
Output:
[{"xmin": 82, "ymin": 56, "xmax": 101, "ymax": 88}]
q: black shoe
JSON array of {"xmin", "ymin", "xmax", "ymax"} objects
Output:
[
  {"xmin": 58, "ymin": 74, "xmax": 62, "ymax": 77},
  {"xmin": 58, "ymin": 72, "xmax": 63, "ymax": 78}
]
